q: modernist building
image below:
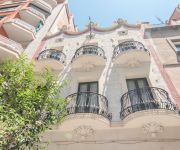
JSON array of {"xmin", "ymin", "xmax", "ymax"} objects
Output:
[
  {"xmin": 1, "ymin": 1, "xmax": 180, "ymax": 150},
  {"xmin": 0, "ymin": 0, "xmax": 76, "ymax": 61}
]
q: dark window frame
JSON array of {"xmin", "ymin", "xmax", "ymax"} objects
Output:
[
  {"xmin": 126, "ymin": 78, "xmax": 149, "ymax": 90},
  {"xmin": 76, "ymin": 81, "xmax": 99, "ymax": 113},
  {"xmin": 126, "ymin": 78, "xmax": 151, "ymax": 105}
]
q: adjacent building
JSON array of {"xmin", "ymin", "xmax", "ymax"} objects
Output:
[
  {"xmin": 1, "ymin": 1, "xmax": 180, "ymax": 150},
  {"xmin": 144, "ymin": 5, "xmax": 180, "ymax": 109},
  {"xmin": 0, "ymin": 0, "xmax": 76, "ymax": 61}
]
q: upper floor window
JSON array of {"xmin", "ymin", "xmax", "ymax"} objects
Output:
[
  {"xmin": 167, "ymin": 38, "xmax": 180, "ymax": 53},
  {"xmin": 175, "ymin": 44, "xmax": 180, "ymax": 51},
  {"xmin": 0, "ymin": 15, "xmax": 5, "ymax": 20},
  {"xmin": 126, "ymin": 78, "xmax": 151, "ymax": 106}
]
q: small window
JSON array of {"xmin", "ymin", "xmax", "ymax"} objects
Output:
[
  {"xmin": 168, "ymin": 38, "xmax": 180, "ymax": 53},
  {"xmin": 175, "ymin": 44, "xmax": 180, "ymax": 51},
  {"xmin": 0, "ymin": 16, "xmax": 5, "ymax": 20}
]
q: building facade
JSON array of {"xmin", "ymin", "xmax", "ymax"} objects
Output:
[
  {"xmin": 1, "ymin": 1, "xmax": 180, "ymax": 150},
  {"xmin": 38, "ymin": 18, "xmax": 180, "ymax": 150}
]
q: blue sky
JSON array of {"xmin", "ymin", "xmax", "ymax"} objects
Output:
[{"xmin": 68, "ymin": 0, "xmax": 180, "ymax": 30}]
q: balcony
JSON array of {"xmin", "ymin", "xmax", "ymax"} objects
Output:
[
  {"xmin": 43, "ymin": 0, "xmax": 57, "ymax": 8},
  {"xmin": 60, "ymin": 92, "xmax": 111, "ymax": 130},
  {"xmin": 66, "ymin": 92, "xmax": 111, "ymax": 119},
  {"xmin": 113, "ymin": 41, "xmax": 150, "ymax": 67},
  {"xmin": 19, "ymin": 7, "xmax": 45, "ymax": 27},
  {"xmin": 120, "ymin": 87, "xmax": 179, "ymax": 127},
  {"xmin": 3, "ymin": 18, "xmax": 36, "ymax": 44},
  {"xmin": 0, "ymin": 35, "xmax": 23, "ymax": 62},
  {"xmin": 35, "ymin": 49, "xmax": 66, "ymax": 72},
  {"xmin": 71, "ymin": 45, "xmax": 106, "ymax": 70},
  {"xmin": 31, "ymin": 0, "xmax": 52, "ymax": 15}
]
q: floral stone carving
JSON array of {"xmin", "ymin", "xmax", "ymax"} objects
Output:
[
  {"xmin": 73, "ymin": 125, "xmax": 94, "ymax": 138},
  {"xmin": 142, "ymin": 122, "xmax": 164, "ymax": 138}
]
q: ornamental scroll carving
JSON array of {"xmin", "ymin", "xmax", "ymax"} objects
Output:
[
  {"xmin": 142, "ymin": 122, "xmax": 164, "ymax": 137},
  {"xmin": 73, "ymin": 125, "xmax": 94, "ymax": 138}
]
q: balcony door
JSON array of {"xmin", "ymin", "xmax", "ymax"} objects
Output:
[
  {"xmin": 76, "ymin": 82, "xmax": 99, "ymax": 113},
  {"xmin": 126, "ymin": 78, "xmax": 150, "ymax": 106}
]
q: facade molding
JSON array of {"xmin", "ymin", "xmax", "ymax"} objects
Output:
[{"xmin": 44, "ymin": 19, "xmax": 141, "ymax": 40}]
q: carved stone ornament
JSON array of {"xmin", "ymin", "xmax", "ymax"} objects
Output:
[
  {"xmin": 55, "ymin": 38, "xmax": 64, "ymax": 43},
  {"xmin": 81, "ymin": 63, "xmax": 96, "ymax": 72},
  {"xmin": 116, "ymin": 18, "xmax": 127, "ymax": 25},
  {"xmin": 86, "ymin": 34, "xmax": 95, "ymax": 40},
  {"xmin": 117, "ymin": 30, "xmax": 128, "ymax": 36},
  {"xmin": 142, "ymin": 122, "xmax": 164, "ymax": 138},
  {"xmin": 61, "ymin": 25, "xmax": 68, "ymax": 32},
  {"xmin": 125, "ymin": 58, "xmax": 141, "ymax": 67},
  {"xmin": 73, "ymin": 125, "xmax": 94, "ymax": 138}
]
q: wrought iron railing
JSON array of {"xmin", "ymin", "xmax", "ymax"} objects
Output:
[
  {"xmin": 113, "ymin": 41, "xmax": 149, "ymax": 58},
  {"xmin": 72, "ymin": 45, "xmax": 106, "ymax": 61},
  {"xmin": 66, "ymin": 92, "xmax": 112, "ymax": 120},
  {"xmin": 37, "ymin": 49, "xmax": 66, "ymax": 64},
  {"xmin": 0, "ymin": 35, "xmax": 23, "ymax": 55},
  {"xmin": 120, "ymin": 87, "xmax": 177, "ymax": 119}
]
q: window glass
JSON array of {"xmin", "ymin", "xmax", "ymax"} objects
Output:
[
  {"xmin": 175, "ymin": 44, "xmax": 180, "ymax": 51},
  {"xmin": 126, "ymin": 78, "xmax": 149, "ymax": 104},
  {"xmin": 76, "ymin": 82, "xmax": 98, "ymax": 112},
  {"xmin": 0, "ymin": 16, "xmax": 5, "ymax": 20}
]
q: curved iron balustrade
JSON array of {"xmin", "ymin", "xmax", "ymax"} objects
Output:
[
  {"xmin": 120, "ymin": 87, "xmax": 177, "ymax": 119},
  {"xmin": 66, "ymin": 92, "xmax": 112, "ymax": 120},
  {"xmin": 113, "ymin": 41, "xmax": 149, "ymax": 58},
  {"xmin": 37, "ymin": 49, "xmax": 66, "ymax": 64},
  {"xmin": 72, "ymin": 45, "xmax": 106, "ymax": 61}
]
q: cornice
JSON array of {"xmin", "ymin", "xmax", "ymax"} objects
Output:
[{"xmin": 44, "ymin": 19, "xmax": 141, "ymax": 40}]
